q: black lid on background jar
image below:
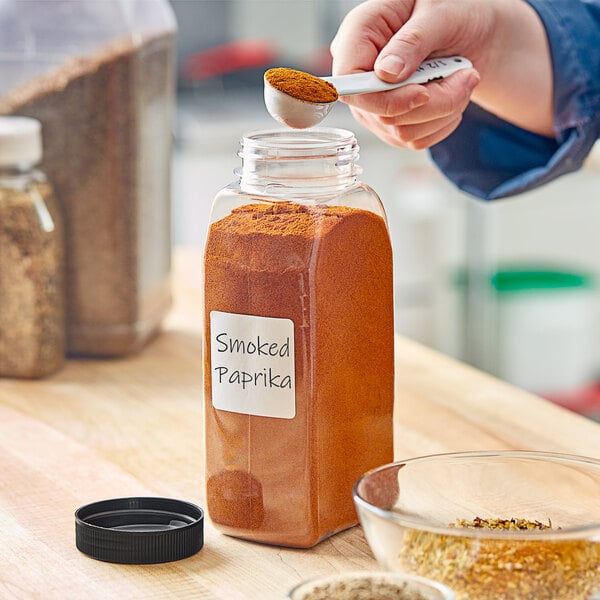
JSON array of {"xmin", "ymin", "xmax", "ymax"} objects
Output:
[{"xmin": 75, "ymin": 497, "xmax": 204, "ymax": 564}]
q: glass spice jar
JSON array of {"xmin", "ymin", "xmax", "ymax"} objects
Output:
[
  {"xmin": 203, "ymin": 128, "xmax": 395, "ymax": 548},
  {"xmin": 0, "ymin": 116, "xmax": 65, "ymax": 377}
]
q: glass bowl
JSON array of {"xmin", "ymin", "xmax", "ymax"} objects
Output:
[
  {"xmin": 353, "ymin": 451, "xmax": 600, "ymax": 600},
  {"xmin": 287, "ymin": 571, "xmax": 455, "ymax": 600}
]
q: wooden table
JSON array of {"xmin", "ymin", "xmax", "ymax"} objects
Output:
[{"xmin": 1, "ymin": 249, "xmax": 599, "ymax": 599}]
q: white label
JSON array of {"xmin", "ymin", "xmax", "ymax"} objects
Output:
[{"xmin": 210, "ymin": 311, "xmax": 296, "ymax": 418}]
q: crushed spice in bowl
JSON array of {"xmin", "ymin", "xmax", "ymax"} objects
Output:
[
  {"xmin": 287, "ymin": 571, "xmax": 454, "ymax": 600},
  {"xmin": 353, "ymin": 451, "xmax": 600, "ymax": 600}
]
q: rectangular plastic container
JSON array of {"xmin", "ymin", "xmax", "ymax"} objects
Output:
[{"xmin": 0, "ymin": 0, "xmax": 177, "ymax": 356}]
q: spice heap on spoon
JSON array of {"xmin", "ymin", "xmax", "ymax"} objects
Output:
[{"xmin": 264, "ymin": 56, "xmax": 472, "ymax": 129}]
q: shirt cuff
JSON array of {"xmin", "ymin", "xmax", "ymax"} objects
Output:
[{"xmin": 430, "ymin": 0, "xmax": 600, "ymax": 200}]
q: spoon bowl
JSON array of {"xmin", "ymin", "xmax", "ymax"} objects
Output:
[
  {"xmin": 264, "ymin": 56, "xmax": 472, "ymax": 129},
  {"xmin": 263, "ymin": 80, "xmax": 334, "ymax": 129}
]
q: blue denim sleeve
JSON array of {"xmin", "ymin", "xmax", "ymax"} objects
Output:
[{"xmin": 429, "ymin": 0, "xmax": 600, "ymax": 200}]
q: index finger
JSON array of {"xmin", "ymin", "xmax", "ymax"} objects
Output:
[{"xmin": 339, "ymin": 83, "xmax": 430, "ymax": 117}]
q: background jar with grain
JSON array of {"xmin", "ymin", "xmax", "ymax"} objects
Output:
[
  {"xmin": 203, "ymin": 128, "xmax": 395, "ymax": 548},
  {"xmin": 0, "ymin": 0, "xmax": 176, "ymax": 356},
  {"xmin": 0, "ymin": 116, "xmax": 65, "ymax": 378}
]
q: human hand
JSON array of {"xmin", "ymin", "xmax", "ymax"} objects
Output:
[{"xmin": 330, "ymin": 0, "xmax": 496, "ymax": 148}]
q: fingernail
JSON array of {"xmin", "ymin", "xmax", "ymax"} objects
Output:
[
  {"xmin": 409, "ymin": 91, "xmax": 430, "ymax": 110},
  {"xmin": 377, "ymin": 54, "xmax": 405, "ymax": 78}
]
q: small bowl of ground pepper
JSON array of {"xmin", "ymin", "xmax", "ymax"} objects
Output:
[
  {"xmin": 287, "ymin": 571, "xmax": 455, "ymax": 600},
  {"xmin": 353, "ymin": 451, "xmax": 600, "ymax": 600}
]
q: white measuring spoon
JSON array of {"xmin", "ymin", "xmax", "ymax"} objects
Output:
[{"xmin": 264, "ymin": 56, "xmax": 472, "ymax": 129}]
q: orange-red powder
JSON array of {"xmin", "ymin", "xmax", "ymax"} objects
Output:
[
  {"xmin": 265, "ymin": 67, "xmax": 338, "ymax": 103},
  {"xmin": 204, "ymin": 201, "xmax": 394, "ymax": 547}
]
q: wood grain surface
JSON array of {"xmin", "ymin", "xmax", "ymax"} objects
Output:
[{"xmin": 1, "ymin": 249, "xmax": 599, "ymax": 599}]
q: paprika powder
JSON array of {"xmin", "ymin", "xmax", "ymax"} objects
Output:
[
  {"xmin": 203, "ymin": 128, "xmax": 394, "ymax": 548},
  {"xmin": 264, "ymin": 67, "xmax": 338, "ymax": 103}
]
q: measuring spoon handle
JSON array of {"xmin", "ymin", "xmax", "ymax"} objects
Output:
[{"xmin": 323, "ymin": 56, "xmax": 472, "ymax": 96}]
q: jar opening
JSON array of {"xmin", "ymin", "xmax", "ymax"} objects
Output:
[
  {"xmin": 237, "ymin": 128, "xmax": 361, "ymax": 197},
  {"xmin": 239, "ymin": 127, "xmax": 357, "ymax": 157}
]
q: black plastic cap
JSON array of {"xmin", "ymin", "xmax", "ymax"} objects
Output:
[{"xmin": 75, "ymin": 497, "xmax": 204, "ymax": 564}]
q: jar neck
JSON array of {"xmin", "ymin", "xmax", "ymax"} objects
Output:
[
  {"xmin": 0, "ymin": 164, "xmax": 39, "ymax": 190},
  {"xmin": 237, "ymin": 128, "xmax": 362, "ymax": 199}
]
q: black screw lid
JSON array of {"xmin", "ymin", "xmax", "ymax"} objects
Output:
[{"xmin": 75, "ymin": 497, "xmax": 204, "ymax": 564}]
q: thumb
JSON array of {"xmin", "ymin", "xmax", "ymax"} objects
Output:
[{"xmin": 374, "ymin": 10, "xmax": 451, "ymax": 81}]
